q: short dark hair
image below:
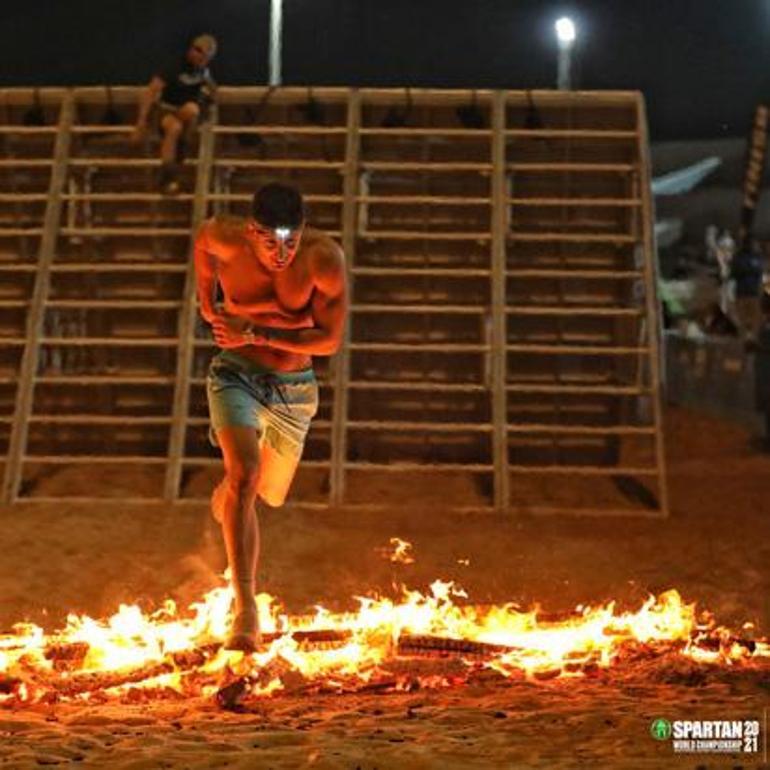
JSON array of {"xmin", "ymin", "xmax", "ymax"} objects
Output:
[{"xmin": 252, "ymin": 183, "xmax": 305, "ymax": 229}]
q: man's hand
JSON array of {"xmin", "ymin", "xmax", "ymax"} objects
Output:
[{"xmin": 211, "ymin": 314, "xmax": 266, "ymax": 349}]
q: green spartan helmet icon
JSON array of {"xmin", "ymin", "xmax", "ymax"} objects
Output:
[{"xmin": 650, "ymin": 718, "xmax": 672, "ymax": 741}]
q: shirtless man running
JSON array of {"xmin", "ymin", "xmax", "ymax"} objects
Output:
[{"xmin": 194, "ymin": 182, "xmax": 347, "ymax": 651}]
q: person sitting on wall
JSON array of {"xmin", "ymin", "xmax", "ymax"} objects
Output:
[
  {"xmin": 731, "ymin": 238, "xmax": 766, "ymax": 342},
  {"xmin": 132, "ymin": 34, "xmax": 218, "ymax": 194}
]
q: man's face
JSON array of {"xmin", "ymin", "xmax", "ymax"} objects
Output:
[
  {"xmin": 187, "ymin": 44, "xmax": 210, "ymax": 68},
  {"xmin": 250, "ymin": 222, "xmax": 304, "ymax": 272}
]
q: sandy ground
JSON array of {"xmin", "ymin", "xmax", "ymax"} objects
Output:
[{"xmin": 0, "ymin": 405, "xmax": 769, "ymax": 768}]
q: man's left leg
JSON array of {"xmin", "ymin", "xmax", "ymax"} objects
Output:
[{"xmin": 214, "ymin": 425, "xmax": 262, "ymax": 651}]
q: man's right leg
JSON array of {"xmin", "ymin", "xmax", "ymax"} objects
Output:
[
  {"xmin": 159, "ymin": 113, "xmax": 183, "ymax": 193},
  {"xmin": 214, "ymin": 425, "xmax": 262, "ymax": 651}
]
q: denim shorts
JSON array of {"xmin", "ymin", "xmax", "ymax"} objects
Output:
[{"xmin": 206, "ymin": 350, "xmax": 319, "ymax": 459}]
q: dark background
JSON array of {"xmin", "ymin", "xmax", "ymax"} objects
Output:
[{"xmin": 1, "ymin": 0, "xmax": 769, "ymax": 140}]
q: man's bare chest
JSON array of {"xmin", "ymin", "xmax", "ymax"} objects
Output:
[{"xmin": 218, "ymin": 252, "xmax": 314, "ymax": 311}]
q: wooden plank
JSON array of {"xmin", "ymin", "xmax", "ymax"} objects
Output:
[
  {"xmin": 506, "ymin": 344, "xmax": 648, "ymax": 355},
  {"xmin": 508, "ymin": 197, "xmax": 641, "ymax": 207},
  {"xmin": 506, "ymin": 306, "xmax": 641, "ymax": 317},
  {"xmin": 40, "ymin": 337, "xmax": 179, "ymax": 346},
  {"xmin": 519, "ymin": 506, "xmax": 665, "ymax": 519},
  {"xmin": 507, "ymin": 268, "xmax": 642, "ymax": 279},
  {"xmin": 50, "ymin": 263, "xmax": 186, "ymax": 272},
  {"xmin": 0, "ymin": 159, "xmax": 52, "ymax": 167},
  {"xmin": 207, "ymin": 193, "xmax": 342, "ymax": 203},
  {"xmin": 490, "ymin": 91, "xmax": 510, "ymax": 513},
  {"xmin": 347, "ymin": 380, "xmax": 486, "ymax": 392},
  {"xmin": 70, "ymin": 124, "xmax": 135, "ymax": 133},
  {"xmin": 45, "ymin": 299, "xmax": 182, "ymax": 309},
  {"xmin": 0, "ymin": 229, "xmax": 44, "ymax": 236},
  {"xmin": 29, "ymin": 415, "xmax": 172, "ymax": 425},
  {"xmin": 345, "ymin": 461, "xmax": 493, "ymax": 472},
  {"xmin": 0, "ymin": 264, "xmax": 38, "ymax": 272},
  {"xmin": 360, "ymin": 161, "xmax": 492, "ymax": 172},
  {"xmin": 347, "ymin": 420, "xmax": 492, "ymax": 432},
  {"xmin": 213, "ymin": 125, "xmax": 347, "ymax": 135},
  {"xmin": 356, "ymin": 195, "xmax": 490, "ymax": 205},
  {"xmin": 351, "ymin": 303, "xmax": 485, "ymax": 314},
  {"xmin": 506, "ymin": 383, "xmax": 649, "ymax": 395},
  {"xmin": 636, "ymin": 94, "xmax": 670, "ymax": 518},
  {"xmin": 348, "ymin": 342, "xmax": 487, "ymax": 352},
  {"xmin": 507, "ymin": 465, "xmax": 658, "ymax": 475},
  {"xmin": 330, "ymin": 89, "xmax": 360, "ymax": 506},
  {"xmin": 68, "ymin": 158, "xmax": 194, "ymax": 167},
  {"xmin": 359, "ymin": 127, "xmax": 491, "ymax": 137},
  {"xmin": 506, "ymin": 129, "xmax": 637, "ymax": 139},
  {"xmin": 507, "ymin": 232, "xmax": 636, "ymax": 243},
  {"xmin": 360, "ymin": 230, "xmax": 491, "ymax": 241},
  {"xmin": 2, "ymin": 94, "xmax": 73, "ymax": 504},
  {"xmin": 0, "ymin": 194, "xmax": 49, "ymax": 202},
  {"xmin": 506, "ymin": 424, "xmax": 654, "ymax": 435},
  {"xmin": 0, "ymin": 125, "xmax": 57, "ymax": 134},
  {"xmin": 213, "ymin": 158, "xmax": 344, "ymax": 169},
  {"xmin": 164, "ymin": 110, "xmax": 216, "ymax": 501},
  {"xmin": 352, "ymin": 266, "xmax": 490, "ymax": 277},
  {"xmin": 508, "ymin": 162, "xmax": 635, "ymax": 173},
  {"xmin": 59, "ymin": 227, "xmax": 189, "ymax": 236},
  {"xmin": 36, "ymin": 375, "xmax": 175, "ymax": 384},
  {"xmin": 61, "ymin": 193, "xmax": 194, "ymax": 202},
  {"xmin": 23, "ymin": 455, "xmax": 167, "ymax": 464}
]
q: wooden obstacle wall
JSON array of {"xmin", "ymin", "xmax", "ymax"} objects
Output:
[{"xmin": 0, "ymin": 87, "xmax": 668, "ymax": 515}]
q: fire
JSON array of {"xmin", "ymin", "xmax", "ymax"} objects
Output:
[
  {"xmin": 0, "ymin": 543, "xmax": 767, "ymax": 707},
  {"xmin": 377, "ymin": 537, "xmax": 415, "ymax": 564}
]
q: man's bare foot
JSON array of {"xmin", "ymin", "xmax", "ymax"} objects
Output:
[
  {"xmin": 224, "ymin": 609, "xmax": 261, "ymax": 653},
  {"xmin": 211, "ymin": 481, "xmax": 227, "ymax": 524}
]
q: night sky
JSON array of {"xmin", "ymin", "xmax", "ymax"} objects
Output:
[{"xmin": 2, "ymin": 0, "xmax": 769, "ymax": 140}]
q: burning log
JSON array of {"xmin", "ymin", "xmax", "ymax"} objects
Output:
[
  {"xmin": 691, "ymin": 635, "xmax": 757, "ymax": 654},
  {"xmin": 35, "ymin": 630, "xmax": 354, "ymax": 699},
  {"xmin": 397, "ymin": 634, "xmax": 520, "ymax": 658},
  {"xmin": 0, "ymin": 675, "xmax": 21, "ymax": 694}
]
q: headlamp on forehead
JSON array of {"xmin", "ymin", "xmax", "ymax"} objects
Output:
[{"xmin": 274, "ymin": 227, "xmax": 292, "ymax": 241}]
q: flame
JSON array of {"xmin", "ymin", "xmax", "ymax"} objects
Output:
[
  {"xmin": 377, "ymin": 537, "xmax": 415, "ymax": 564},
  {"xmin": 0, "ymin": 572, "xmax": 767, "ymax": 707}
]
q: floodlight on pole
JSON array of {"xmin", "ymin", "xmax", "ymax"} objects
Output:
[
  {"xmin": 269, "ymin": 0, "xmax": 283, "ymax": 86},
  {"xmin": 555, "ymin": 16, "xmax": 576, "ymax": 90}
]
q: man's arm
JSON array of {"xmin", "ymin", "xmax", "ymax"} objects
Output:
[
  {"xmin": 193, "ymin": 223, "xmax": 219, "ymax": 324},
  {"xmin": 250, "ymin": 246, "xmax": 346, "ymax": 356}
]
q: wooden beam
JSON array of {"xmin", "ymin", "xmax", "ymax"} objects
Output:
[
  {"xmin": 330, "ymin": 89, "xmax": 360, "ymax": 506},
  {"xmin": 163, "ymin": 111, "xmax": 216, "ymax": 501},
  {"xmin": 635, "ymin": 95, "xmax": 670, "ymax": 518},
  {"xmin": 2, "ymin": 92, "xmax": 74, "ymax": 504},
  {"xmin": 490, "ymin": 91, "xmax": 510, "ymax": 513}
]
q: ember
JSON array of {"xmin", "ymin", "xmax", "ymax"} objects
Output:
[{"xmin": 1, "ymin": 559, "xmax": 767, "ymax": 707}]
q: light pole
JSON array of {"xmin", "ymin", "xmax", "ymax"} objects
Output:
[
  {"xmin": 269, "ymin": 0, "xmax": 283, "ymax": 86},
  {"xmin": 555, "ymin": 16, "xmax": 576, "ymax": 90}
]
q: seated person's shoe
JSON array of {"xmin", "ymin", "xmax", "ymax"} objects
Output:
[{"xmin": 158, "ymin": 164, "xmax": 180, "ymax": 195}]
